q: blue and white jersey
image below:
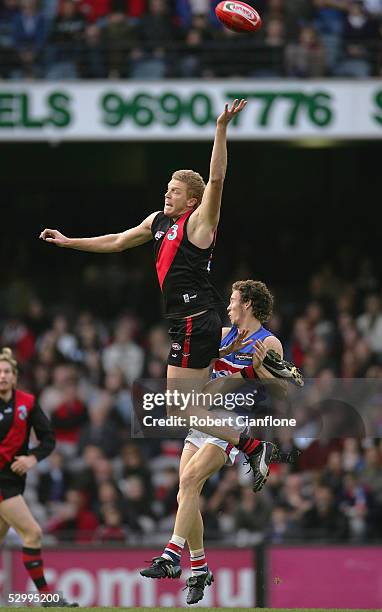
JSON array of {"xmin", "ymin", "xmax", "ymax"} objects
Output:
[{"xmin": 212, "ymin": 324, "xmax": 273, "ymax": 378}]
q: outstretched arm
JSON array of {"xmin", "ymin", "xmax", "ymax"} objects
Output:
[
  {"xmin": 191, "ymin": 99, "xmax": 247, "ymax": 239},
  {"xmin": 39, "ymin": 211, "xmax": 159, "ymax": 253}
]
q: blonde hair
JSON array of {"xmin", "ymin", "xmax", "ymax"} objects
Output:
[
  {"xmin": 172, "ymin": 169, "xmax": 206, "ymax": 207},
  {"xmin": 0, "ymin": 347, "xmax": 18, "ymax": 375}
]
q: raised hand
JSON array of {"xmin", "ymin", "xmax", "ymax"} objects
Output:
[
  {"xmin": 220, "ymin": 328, "xmax": 253, "ymax": 358},
  {"xmin": 216, "ymin": 98, "xmax": 247, "ymax": 127},
  {"xmin": 39, "ymin": 228, "xmax": 69, "ymax": 247}
]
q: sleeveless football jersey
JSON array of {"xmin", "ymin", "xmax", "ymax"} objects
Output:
[
  {"xmin": 212, "ymin": 324, "xmax": 274, "ymax": 378},
  {"xmin": 151, "ymin": 210, "xmax": 221, "ymax": 318}
]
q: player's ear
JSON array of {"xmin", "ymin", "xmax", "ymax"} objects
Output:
[{"xmin": 187, "ymin": 197, "xmax": 198, "ymax": 209}]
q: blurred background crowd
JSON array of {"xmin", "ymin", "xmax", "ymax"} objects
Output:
[
  {"xmin": 0, "ymin": 0, "xmax": 382, "ymax": 80},
  {"xmin": 1, "ymin": 248, "xmax": 382, "ymax": 546}
]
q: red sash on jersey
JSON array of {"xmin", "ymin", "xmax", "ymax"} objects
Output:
[
  {"xmin": 0, "ymin": 389, "xmax": 35, "ymax": 469},
  {"xmin": 156, "ymin": 210, "xmax": 193, "ymax": 289}
]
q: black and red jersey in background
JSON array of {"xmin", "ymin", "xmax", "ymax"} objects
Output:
[{"xmin": 0, "ymin": 389, "xmax": 55, "ymax": 483}]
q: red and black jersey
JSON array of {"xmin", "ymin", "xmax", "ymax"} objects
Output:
[
  {"xmin": 0, "ymin": 389, "xmax": 55, "ymax": 482},
  {"xmin": 152, "ymin": 210, "xmax": 221, "ymax": 318}
]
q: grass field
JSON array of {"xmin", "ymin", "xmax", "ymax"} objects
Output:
[{"xmin": 12, "ymin": 608, "xmax": 377, "ymax": 611}]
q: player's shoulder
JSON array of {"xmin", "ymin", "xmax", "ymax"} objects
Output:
[
  {"xmin": 145, "ymin": 210, "xmax": 163, "ymax": 226},
  {"xmin": 262, "ymin": 333, "xmax": 283, "ymax": 356},
  {"xmin": 15, "ymin": 388, "xmax": 36, "ymax": 406},
  {"xmin": 221, "ymin": 326, "xmax": 232, "ymax": 340}
]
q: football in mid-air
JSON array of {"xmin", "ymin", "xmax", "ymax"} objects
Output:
[{"xmin": 215, "ymin": 1, "xmax": 262, "ymax": 33}]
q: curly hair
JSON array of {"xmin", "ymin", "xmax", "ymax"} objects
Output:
[
  {"xmin": 232, "ymin": 280, "xmax": 274, "ymax": 324},
  {"xmin": 172, "ymin": 169, "xmax": 206, "ymax": 207},
  {"xmin": 0, "ymin": 347, "xmax": 18, "ymax": 375}
]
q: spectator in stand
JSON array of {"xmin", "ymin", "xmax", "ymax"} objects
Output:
[
  {"xmin": 118, "ymin": 443, "xmax": 153, "ymax": 497},
  {"xmin": 320, "ymin": 450, "xmax": 345, "ymax": 497},
  {"xmin": 363, "ymin": 0, "xmax": 382, "ymax": 19},
  {"xmin": 234, "ymin": 487, "xmax": 272, "ymax": 538},
  {"xmin": 285, "ymin": 25, "xmax": 327, "ymax": 77},
  {"xmin": 342, "ymin": 438, "xmax": 364, "ymax": 472},
  {"xmin": 133, "ymin": 0, "xmax": 175, "ymax": 78},
  {"xmin": 11, "ymin": 0, "xmax": 46, "ymax": 78},
  {"xmin": 77, "ymin": 0, "xmax": 110, "ymax": 22},
  {"xmin": 50, "ymin": 313, "xmax": 81, "ymax": 361},
  {"xmin": 335, "ymin": 0, "xmax": 378, "ymax": 76},
  {"xmin": 40, "ymin": 363, "xmax": 88, "ymax": 456},
  {"xmin": 127, "ymin": 0, "xmax": 146, "ymax": 19},
  {"xmin": 46, "ymin": 0, "xmax": 85, "ymax": 79},
  {"xmin": 268, "ymin": 505, "xmax": 299, "ymax": 542},
  {"xmin": 339, "ymin": 472, "xmax": 372, "ymax": 541},
  {"xmin": 80, "ymin": 23, "xmax": 106, "ymax": 78},
  {"xmin": 357, "ymin": 294, "xmax": 382, "ymax": 357},
  {"xmin": 251, "ymin": 18, "xmax": 286, "ymax": 77},
  {"xmin": 93, "ymin": 505, "xmax": 126, "ymax": 541},
  {"xmin": 37, "ymin": 450, "xmax": 71, "ymax": 506},
  {"xmin": 174, "ymin": 0, "xmax": 220, "ymax": 29},
  {"xmin": 314, "ymin": 0, "xmax": 347, "ymax": 72},
  {"xmin": 359, "ymin": 446, "xmax": 382, "ymax": 505},
  {"xmin": 103, "ymin": 367, "xmax": 133, "ymax": 425},
  {"xmin": 120, "ymin": 475, "xmax": 155, "ymax": 532},
  {"xmin": 102, "ymin": 315, "xmax": 144, "ymax": 386},
  {"xmin": 283, "ymin": 0, "xmax": 316, "ymax": 39},
  {"xmin": 78, "ymin": 392, "xmax": 124, "ymax": 458},
  {"xmin": 46, "ymin": 488, "xmax": 99, "ymax": 542},
  {"xmin": 301, "ymin": 484, "xmax": 349, "ymax": 540},
  {"xmin": 0, "ymin": 0, "xmax": 19, "ymax": 78},
  {"xmin": 102, "ymin": 5, "xmax": 138, "ymax": 77},
  {"xmin": 1, "ymin": 318, "xmax": 35, "ymax": 364}
]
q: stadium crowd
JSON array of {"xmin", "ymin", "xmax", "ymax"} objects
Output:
[
  {"xmin": 0, "ymin": 0, "xmax": 381, "ymax": 79},
  {"xmin": 1, "ymin": 253, "xmax": 382, "ymax": 547}
]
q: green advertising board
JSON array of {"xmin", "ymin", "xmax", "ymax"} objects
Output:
[{"xmin": 0, "ymin": 80, "xmax": 381, "ymax": 140}]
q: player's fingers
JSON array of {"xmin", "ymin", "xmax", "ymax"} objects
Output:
[{"xmin": 229, "ymin": 99, "xmax": 238, "ymax": 112}]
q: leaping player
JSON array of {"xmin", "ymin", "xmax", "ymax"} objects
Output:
[
  {"xmin": 40, "ymin": 99, "xmax": 290, "ymax": 498},
  {"xmin": 140, "ymin": 279, "xmax": 303, "ymax": 604}
]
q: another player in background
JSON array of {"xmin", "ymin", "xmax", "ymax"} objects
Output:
[
  {"xmin": 40, "ymin": 99, "xmax": 280, "ymax": 491},
  {"xmin": 141, "ymin": 280, "xmax": 302, "ymax": 604},
  {"xmin": 0, "ymin": 348, "xmax": 78, "ymax": 608}
]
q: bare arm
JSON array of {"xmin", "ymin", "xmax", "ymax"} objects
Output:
[
  {"xmin": 39, "ymin": 211, "xmax": 159, "ymax": 253},
  {"xmin": 188, "ymin": 99, "xmax": 247, "ymax": 246}
]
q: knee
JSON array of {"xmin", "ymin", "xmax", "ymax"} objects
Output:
[
  {"xmin": 23, "ymin": 523, "xmax": 43, "ymax": 547},
  {"xmin": 179, "ymin": 467, "xmax": 200, "ymax": 493}
]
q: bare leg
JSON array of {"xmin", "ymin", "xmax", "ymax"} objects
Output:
[
  {"xmin": 179, "ymin": 442, "xmax": 204, "ymax": 552},
  {"xmin": 174, "ymin": 442, "xmax": 226, "ymax": 541},
  {"xmin": 0, "ymin": 514, "xmax": 10, "ymax": 543},
  {"xmin": 0, "ymin": 496, "xmax": 42, "ymax": 547},
  {"xmin": 167, "ymin": 364, "xmax": 241, "ymax": 444}
]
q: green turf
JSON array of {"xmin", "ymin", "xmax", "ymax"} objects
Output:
[{"xmin": 11, "ymin": 608, "xmax": 379, "ymax": 611}]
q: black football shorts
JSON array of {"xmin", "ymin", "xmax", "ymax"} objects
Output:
[
  {"xmin": 167, "ymin": 309, "xmax": 222, "ymax": 369},
  {"xmin": 0, "ymin": 478, "xmax": 25, "ymax": 503}
]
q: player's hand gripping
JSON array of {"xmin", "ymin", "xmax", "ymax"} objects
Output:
[
  {"xmin": 39, "ymin": 228, "xmax": 69, "ymax": 247},
  {"xmin": 219, "ymin": 328, "xmax": 253, "ymax": 359},
  {"xmin": 216, "ymin": 98, "xmax": 247, "ymax": 127},
  {"xmin": 11, "ymin": 455, "xmax": 37, "ymax": 476},
  {"xmin": 252, "ymin": 339, "xmax": 268, "ymax": 370}
]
